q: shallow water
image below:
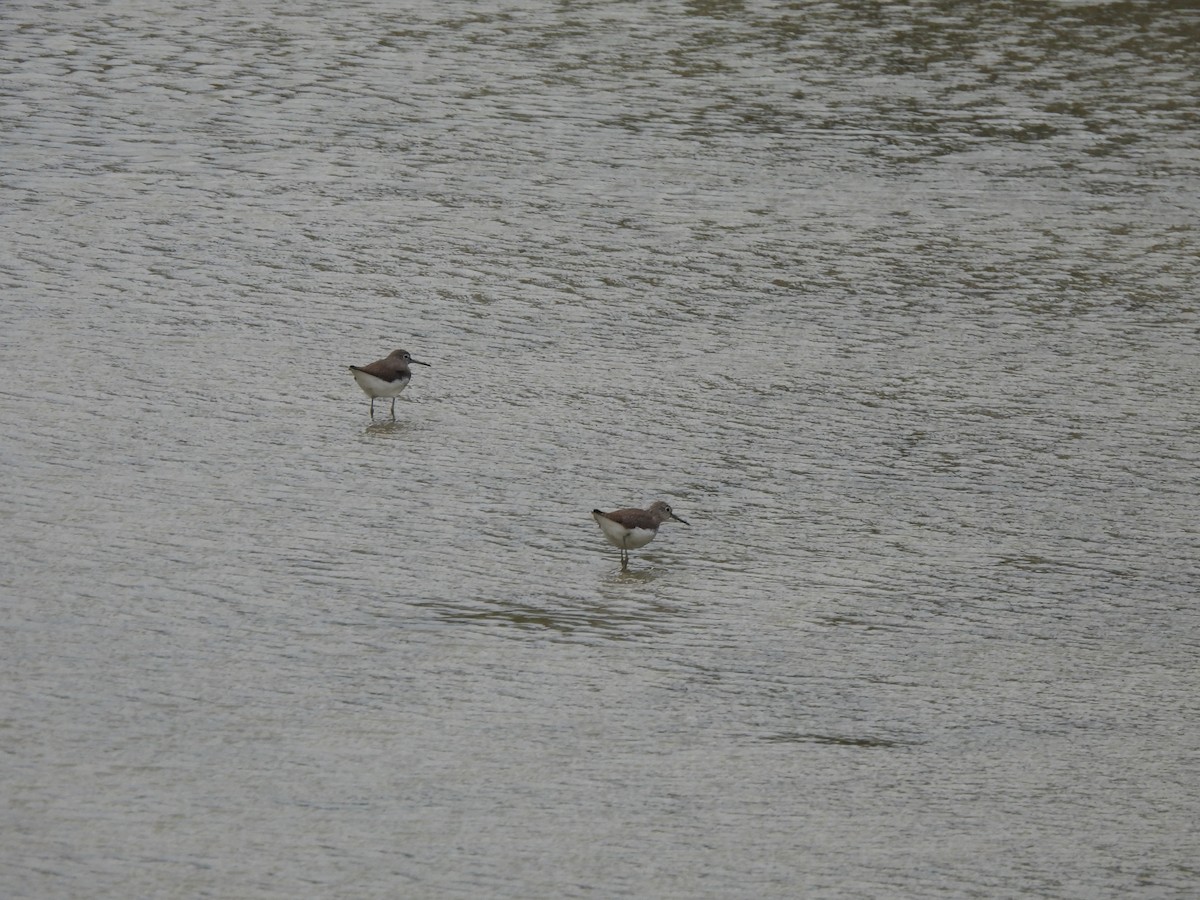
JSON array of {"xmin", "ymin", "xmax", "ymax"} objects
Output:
[{"xmin": 3, "ymin": 0, "xmax": 1199, "ymax": 897}]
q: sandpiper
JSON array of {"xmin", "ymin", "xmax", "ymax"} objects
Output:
[
  {"xmin": 591, "ymin": 500, "xmax": 689, "ymax": 570},
  {"xmin": 348, "ymin": 348, "xmax": 430, "ymax": 419}
]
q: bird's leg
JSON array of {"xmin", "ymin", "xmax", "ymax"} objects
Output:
[
  {"xmin": 370, "ymin": 398, "xmax": 376, "ymax": 419},
  {"xmin": 390, "ymin": 397, "xmax": 397, "ymax": 418},
  {"xmin": 620, "ymin": 539, "xmax": 629, "ymax": 570}
]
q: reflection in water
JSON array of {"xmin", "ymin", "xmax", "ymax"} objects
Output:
[
  {"xmin": 416, "ymin": 594, "xmax": 682, "ymax": 642},
  {"xmin": 761, "ymin": 732, "xmax": 913, "ymax": 749},
  {"xmin": 610, "ymin": 565, "xmax": 665, "ymax": 584},
  {"xmin": 362, "ymin": 420, "xmax": 407, "ymax": 436}
]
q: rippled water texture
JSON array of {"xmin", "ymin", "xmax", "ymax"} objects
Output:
[{"xmin": 3, "ymin": 1, "xmax": 1199, "ymax": 896}]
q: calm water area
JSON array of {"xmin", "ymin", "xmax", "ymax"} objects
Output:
[{"xmin": 3, "ymin": 0, "xmax": 1199, "ymax": 896}]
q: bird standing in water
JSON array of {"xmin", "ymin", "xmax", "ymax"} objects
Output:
[
  {"xmin": 592, "ymin": 500, "xmax": 689, "ymax": 570},
  {"xmin": 348, "ymin": 348, "xmax": 430, "ymax": 419}
]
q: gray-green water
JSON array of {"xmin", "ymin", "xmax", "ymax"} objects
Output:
[{"xmin": 3, "ymin": 1, "xmax": 1199, "ymax": 896}]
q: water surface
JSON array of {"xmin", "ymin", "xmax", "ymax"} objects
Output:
[{"xmin": 3, "ymin": 1, "xmax": 1199, "ymax": 897}]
